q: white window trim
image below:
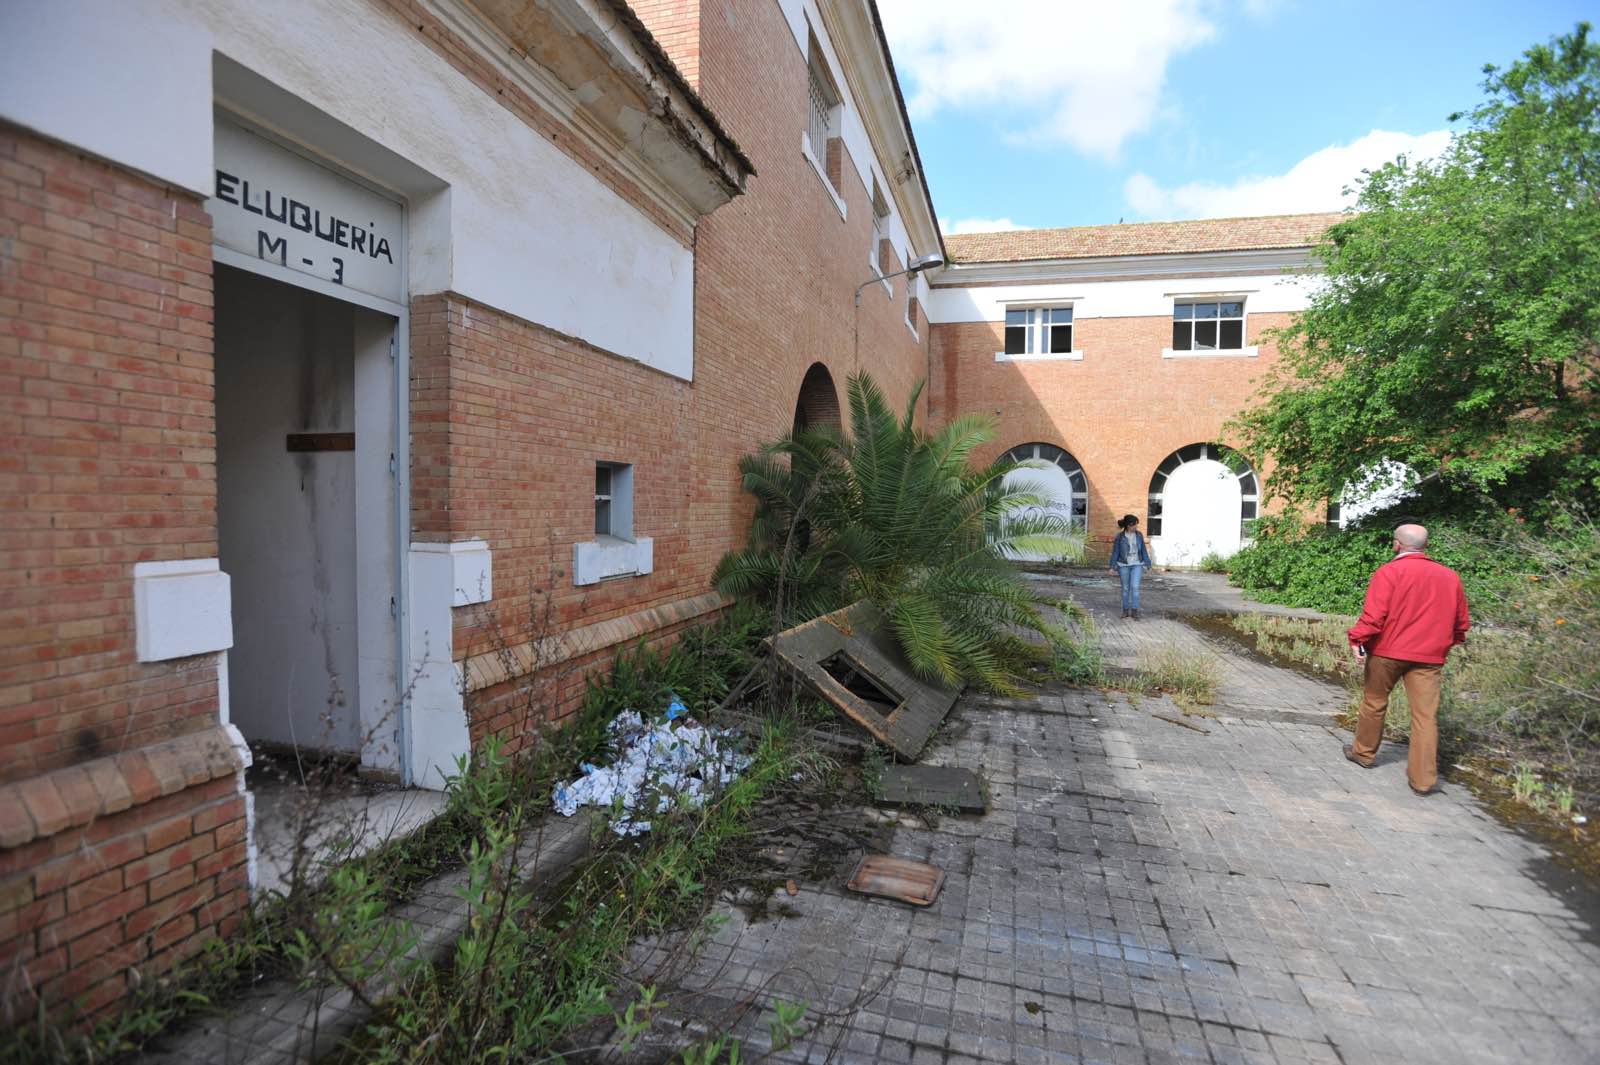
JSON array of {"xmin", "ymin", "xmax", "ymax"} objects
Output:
[
  {"xmin": 1001, "ymin": 304, "xmax": 1078, "ymax": 360},
  {"xmin": 1162, "ymin": 345, "xmax": 1259, "ymax": 359},
  {"xmin": 1169, "ymin": 296, "xmax": 1249, "ymax": 357},
  {"xmin": 799, "ymin": 131, "xmax": 847, "ymax": 221}
]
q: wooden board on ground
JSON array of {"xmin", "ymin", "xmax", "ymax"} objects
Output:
[
  {"xmin": 768, "ymin": 601, "xmax": 963, "ymax": 760},
  {"xmin": 877, "ymin": 765, "xmax": 987, "ymax": 812},
  {"xmin": 845, "ymin": 855, "xmax": 945, "ymax": 907}
]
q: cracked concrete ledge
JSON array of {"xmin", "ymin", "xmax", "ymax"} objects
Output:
[{"xmin": 134, "ymin": 810, "xmax": 598, "ymax": 1065}]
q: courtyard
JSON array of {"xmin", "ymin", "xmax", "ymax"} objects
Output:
[{"xmin": 618, "ymin": 572, "xmax": 1600, "ymax": 1064}]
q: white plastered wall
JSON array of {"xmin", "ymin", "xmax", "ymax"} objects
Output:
[
  {"xmin": 0, "ymin": 0, "xmax": 696, "ymax": 380},
  {"xmin": 929, "ymin": 271, "xmax": 1319, "ymax": 325}
]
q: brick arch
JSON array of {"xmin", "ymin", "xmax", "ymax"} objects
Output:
[{"xmin": 792, "ymin": 362, "xmax": 841, "ymax": 432}]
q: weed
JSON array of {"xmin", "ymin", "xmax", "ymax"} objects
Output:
[
  {"xmin": 1197, "ymin": 551, "xmax": 1231, "ymax": 574},
  {"xmin": 1136, "ymin": 645, "xmax": 1221, "ymax": 707}
]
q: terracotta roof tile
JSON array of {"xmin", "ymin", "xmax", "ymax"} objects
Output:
[{"xmin": 944, "ymin": 212, "xmax": 1345, "ymax": 264}]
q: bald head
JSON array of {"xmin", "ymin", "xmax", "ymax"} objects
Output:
[{"xmin": 1394, "ymin": 524, "xmax": 1428, "ymax": 551}]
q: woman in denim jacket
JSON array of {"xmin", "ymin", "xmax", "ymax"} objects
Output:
[{"xmin": 1108, "ymin": 514, "xmax": 1153, "ymax": 619}]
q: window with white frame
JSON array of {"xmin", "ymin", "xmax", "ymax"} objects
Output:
[
  {"xmin": 1004, "ymin": 306, "xmax": 1074, "ymax": 356},
  {"xmin": 1172, "ymin": 299, "xmax": 1245, "ymax": 352},
  {"xmin": 806, "ymin": 44, "xmax": 840, "ymax": 167}
]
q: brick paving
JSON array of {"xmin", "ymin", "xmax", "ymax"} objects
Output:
[{"xmin": 633, "ymin": 570, "xmax": 1600, "ymax": 1064}]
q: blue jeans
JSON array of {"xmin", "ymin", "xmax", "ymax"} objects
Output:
[{"xmin": 1116, "ymin": 563, "xmax": 1145, "ymax": 610}]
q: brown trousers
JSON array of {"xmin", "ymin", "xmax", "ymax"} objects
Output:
[{"xmin": 1351, "ymin": 654, "xmax": 1442, "ymax": 790}]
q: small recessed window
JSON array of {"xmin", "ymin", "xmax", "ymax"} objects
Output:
[
  {"xmin": 1173, "ymin": 300, "xmax": 1245, "ymax": 351},
  {"xmin": 594, "ymin": 461, "xmax": 633, "ymax": 541},
  {"xmin": 1004, "ymin": 307, "xmax": 1073, "ymax": 355}
]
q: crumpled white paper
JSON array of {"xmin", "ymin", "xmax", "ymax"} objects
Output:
[{"xmin": 551, "ymin": 699, "xmax": 753, "ymax": 836}]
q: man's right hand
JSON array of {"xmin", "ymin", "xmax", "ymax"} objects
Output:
[{"xmin": 1350, "ymin": 644, "xmax": 1367, "ymax": 662}]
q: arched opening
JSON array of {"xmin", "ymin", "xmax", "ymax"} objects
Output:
[
  {"xmin": 1000, "ymin": 442, "xmax": 1088, "ymax": 561},
  {"xmin": 1146, "ymin": 443, "xmax": 1258, "ymax": 566},
  {"xmin": 793, "ymin": 362, "xmax": 841, "ymax": 433}
]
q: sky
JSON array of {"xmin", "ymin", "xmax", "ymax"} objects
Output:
[{"xmin": 875, "ymin": 0, "xmax": 1592, "ymax": 234}]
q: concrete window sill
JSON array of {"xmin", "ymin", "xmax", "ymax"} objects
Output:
[
  {"xmin": 1162, "ymin": 346, "xmax": 1259, "ymax": 359},
  {"xmin": 800, "ymin": 132, "xmax": 847, "ymax": 221},
  {"xmin": 993, "ymin": 350, "xmax": 1085, "ymax": 363}
]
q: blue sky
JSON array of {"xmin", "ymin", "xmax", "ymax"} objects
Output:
[{"xmin": 876, "ymin": 1, "xmax": 1592, "ymax": 233}]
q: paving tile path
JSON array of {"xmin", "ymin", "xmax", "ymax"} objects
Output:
[{"xmin": 635, "ymin": 570, "xmax": 1600, "ymax": 1064}]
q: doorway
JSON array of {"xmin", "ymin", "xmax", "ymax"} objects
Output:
[{"xmin": 215, "ymin": 265, "xmax": 400, "ymax": 774}]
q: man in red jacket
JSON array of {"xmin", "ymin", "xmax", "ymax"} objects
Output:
[{"xmin": 1345, "ymin": 523, "xmax": 1471, "ymax": 794}]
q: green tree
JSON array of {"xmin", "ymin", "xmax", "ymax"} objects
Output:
[
  {"xmin": 1236, "ymin": 24, "xmax": 1600, "ymax": 517},
  {"xmin": 712, "ymin": 372, "xmax": 1081, "ymax": 693}
]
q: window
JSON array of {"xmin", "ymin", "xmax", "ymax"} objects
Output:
[
  {"xmin": 1145, "ymin": 443, "xmax": 1258, "ymax": 538},
  {"xmin": 1172, "ymin": 300, "xmax": 1245, "ymax": 351},
  {"xmin": 576, "ymin": 461, "xmax": 652, "ymax": 585},
  {"xmin": 801, "ymin": 34, "xmax": 846, "ymax": 215},
  {"xmin": 594, "ymin": 461, "xmax": 632, "ymax": 540},
  {"xmin": 1001, "ymin": 443, "xmax": 1088, "ymax": 531},
  {"xmin": 870, "ymin": 182, "xmax": 890, "ymax": 274},
  {"xmin": 1004, "ymin": 307, "xmax": 1074, "ymax": 356}
]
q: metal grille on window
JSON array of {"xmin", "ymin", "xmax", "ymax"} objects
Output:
[
  {"xmin": 808, "ymin": 67, "xmax": 832, "ymax": 156},
  {"xmin": 1172, "ymin": 300, "xmax": 1244, "ymax": 351}
]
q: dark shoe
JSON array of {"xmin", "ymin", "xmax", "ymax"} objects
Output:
[
  {"xmin": 1121, "ymin": 608, "xmax": 1130, "ymax": 618},
  {"xmin": 1132, "ymin": 609, "xmax": 1140, "ymax": 620},
  {"xmin": 1343, "ymin": 744, "xmax": 1374, "ymax": 769}
]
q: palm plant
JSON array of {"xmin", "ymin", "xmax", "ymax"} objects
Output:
[{"xmin": 713, "ymin": 372, "xmax": 1083, "ymax": 693}]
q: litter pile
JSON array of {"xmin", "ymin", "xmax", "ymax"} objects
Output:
[{"xmin": 552, "ymin": 701, "xmax": 752, "ymax": 836}]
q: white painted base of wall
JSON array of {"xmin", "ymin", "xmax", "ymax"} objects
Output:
[{"xmin": 406, "ymin": 541, "xmax": 493, "ymax": 790}]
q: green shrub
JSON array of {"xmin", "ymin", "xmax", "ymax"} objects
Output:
[
  {"xmin": 714, "ymin": 372, "xmax": 1082, "ymax": 694},
  {"xmin": 1228, "ymin": 509, "xmax": 1524, "ymax": 616},
  {"xmin": 1196, "ymin": 551, "xmax": 1231, "ymax": 574}
]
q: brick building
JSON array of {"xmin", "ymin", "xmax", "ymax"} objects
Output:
[
  {"xmin": 0, "ymin": 0, "xmax": 940, "ymax": 1022},
  {"xmin": 0, "ymin": 0, "xmax": 1340, "ymax": 1025},
  {"xmin": 927, "ymin": 214, "xmax": 1341, "ymax": 565}
]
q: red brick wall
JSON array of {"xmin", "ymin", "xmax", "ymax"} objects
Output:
[
  {"xmin": 1, "ymin": 771, "xmax": 247, "ymax": 1025},
  {"xmin": 0, "ymin": 126, "xmax": 248, "ymax": 1024},
  {"xmin": 930, "ymin": 310, "xmax": 1294, "ymax": 554},
  {"xmin": 0, "ymin": 126, "xmax": 221, "ymax": 783},
  {"xmin": 422, "ymin": 0, "xmax": 932, "ymax": 729}
]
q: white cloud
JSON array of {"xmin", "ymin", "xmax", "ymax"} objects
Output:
[
  {"xmin": 943, "ymin": 216, "xmax": 1031, "ymax": 234},
  {"xmin": 1124, "ymin": 128, "xmax": 1453, "ymax": 218},
  {"xmin": 878, "ymin": 0, "xmax": 1216, "ymax": 159}
]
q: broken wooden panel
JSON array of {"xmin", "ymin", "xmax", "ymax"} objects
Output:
[
  {"xmin": 877, "ymin": 766, "xmax": 987, "ymax": 812},
  {"xmin": 845, "ymin": 855, "xmax": 945, "ymax": 907},
  {"xmin": 768, "ymin": 601, "xmax": 962, "ymax": 760}
]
